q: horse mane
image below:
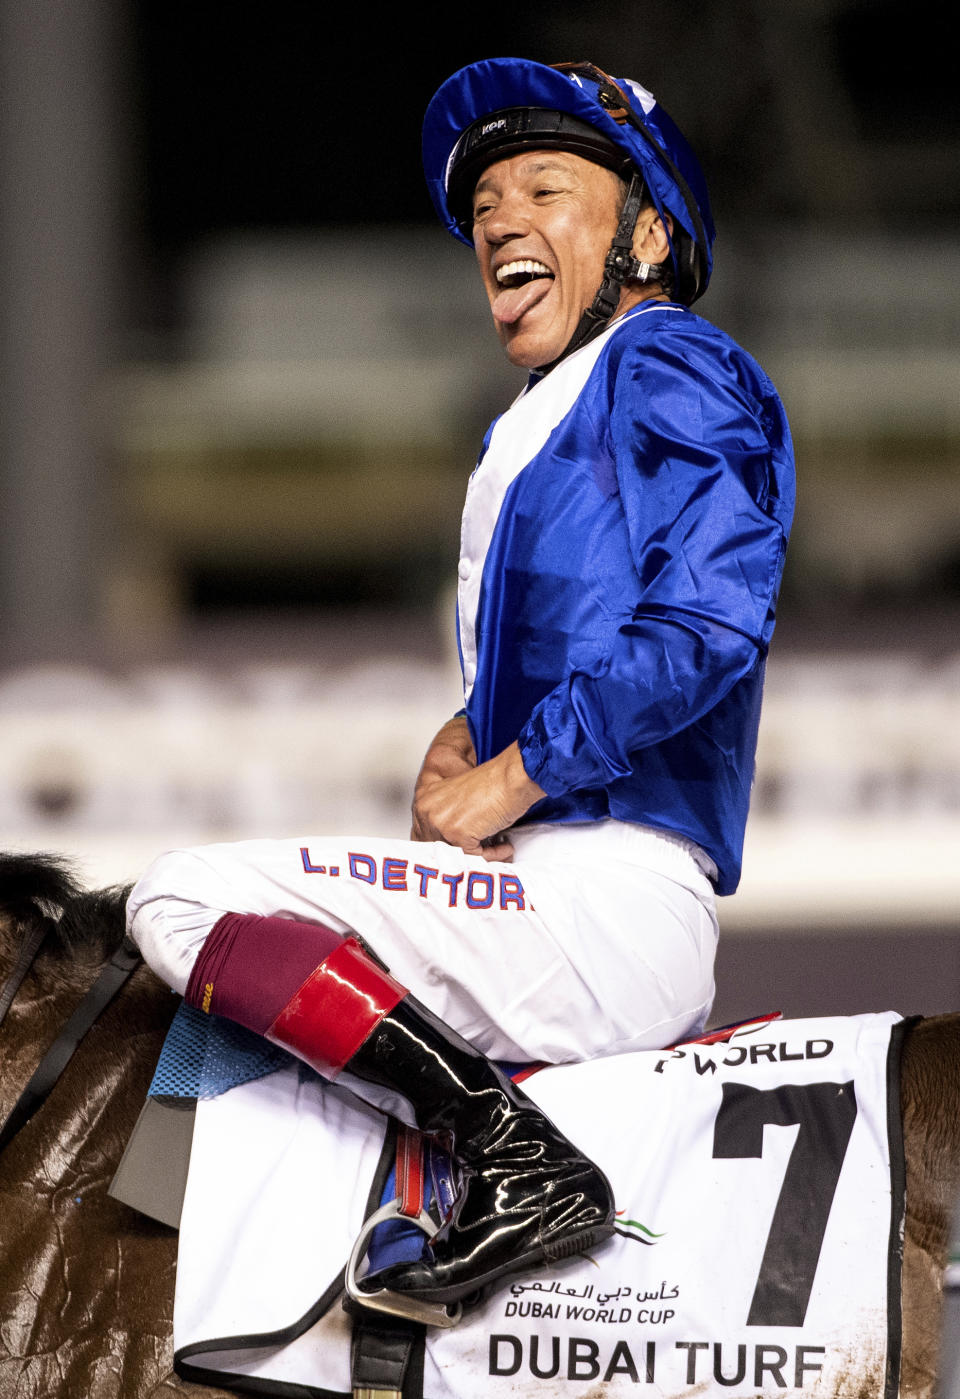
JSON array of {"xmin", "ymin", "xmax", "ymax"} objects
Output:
[{"xmin": 0, "ymin": 851, "xmax": 131, "ymax": 962}]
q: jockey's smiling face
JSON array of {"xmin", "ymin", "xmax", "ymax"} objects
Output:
[{"xmin": 471, "ymin": 149, "xmax": 667, "ymax": 371}]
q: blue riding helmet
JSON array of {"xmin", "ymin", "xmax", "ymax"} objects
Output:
[{"xmin": 422, "ymin": 57, "xmax": 715, "ymax": 310}]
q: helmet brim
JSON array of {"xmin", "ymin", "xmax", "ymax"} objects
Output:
[{"xmin": 446, "ymin": 108, "xmax": 635, "ymax": 233}]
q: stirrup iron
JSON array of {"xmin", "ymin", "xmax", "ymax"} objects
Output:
[{"xmin": 345, "ymin": 1196, "xmax": 462, "ymax": 1329}]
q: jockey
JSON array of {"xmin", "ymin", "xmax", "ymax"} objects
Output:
[{"xmin": 127, "ymin": 58, "xmax": 794, "ymax": 1310}]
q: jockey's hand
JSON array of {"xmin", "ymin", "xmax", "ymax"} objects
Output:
[
  {"xmin": 411, "ymin": 737, "xmax": 545, "ymax": 862},
  {"xmin": 411, "ymin": 715, "xmax": 478, "ymax": 838}
]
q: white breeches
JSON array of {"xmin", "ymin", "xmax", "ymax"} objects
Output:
[{"xmin": 127, "ymin": 820, "xmax": 719, "ymax": 1065}]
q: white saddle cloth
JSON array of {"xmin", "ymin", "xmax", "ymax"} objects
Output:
[{"xmin": 174, "ymin": 1011, "xmax": 904, "ymax": 1399}]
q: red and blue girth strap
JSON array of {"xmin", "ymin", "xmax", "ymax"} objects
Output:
[{"xmin": 396, "ymin": 1125, "xmax": 427, "ymax": 1220}]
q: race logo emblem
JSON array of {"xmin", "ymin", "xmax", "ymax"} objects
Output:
[{"xmin": 614, "ymin": 1209, "xmax": 664, "ymax": 1246}]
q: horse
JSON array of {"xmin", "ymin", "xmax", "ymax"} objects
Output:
[
  {"xmin": 0, "ymin": 855, "xmax": 239, "ymax": 1399},
  {"xmin": 1, "ymin": 852, "xmax": 958, "ymax": 1399}
]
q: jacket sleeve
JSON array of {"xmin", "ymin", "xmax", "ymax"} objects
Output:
[{"xmin": 516, "ymin": 334, "xmax": 794, "ymax": 797}]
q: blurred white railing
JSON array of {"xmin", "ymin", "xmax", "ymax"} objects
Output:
[
  {"xmin": 0, "ymin": 655, "xmax": 957, "ymax": 928},
  {"xmin": 754, "ymin": 655, "xmax": 960, "ymax": 817},
  {"xmin": 0, "ymin": 660, "xmax": 458, "ymax": 843}
]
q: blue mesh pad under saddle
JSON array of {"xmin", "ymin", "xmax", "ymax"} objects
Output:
[{"xmin": 149, "ymin": 999, "xmax": 294, "ymax": 1100}]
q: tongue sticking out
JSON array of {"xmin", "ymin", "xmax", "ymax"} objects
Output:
[{"xmin": 492, "ymin": 275, "xmax": 554, "ymax": 326}]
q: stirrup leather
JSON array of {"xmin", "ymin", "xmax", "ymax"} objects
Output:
[{"xmin": 345, "ymin": 1125, "xmax": 462, "ymax": 1331}]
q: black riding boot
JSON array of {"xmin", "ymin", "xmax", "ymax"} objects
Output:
[
  {"xmin": 339, "ymin": 993, "xmax": 615, "ymax": 1305},
  {"xmin": 190, "ymin": 921, "xmax": 615, "ymax": 1306}
]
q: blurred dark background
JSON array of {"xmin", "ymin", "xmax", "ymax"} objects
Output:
[
  {"xmin": 0, "ymin": 0, "xmax": 957, "ymax": 1019},
  {"xmin": 2, "ymin": 0, "xmax": 958, "ymax": 649}
]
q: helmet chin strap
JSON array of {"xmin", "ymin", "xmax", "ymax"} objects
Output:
[{"xmin": 538, "ymin": 172, "xmax": 664, "ymax": 375}]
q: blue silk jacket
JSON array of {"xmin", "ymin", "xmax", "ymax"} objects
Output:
[{"xmin": 456, "ymin": 302, "xmax": 795, "ymax": 895}]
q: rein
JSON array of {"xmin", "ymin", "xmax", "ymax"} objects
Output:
[
  {"xmin": 0, "ymin": 933, "xmax": 143, "ymax": 1154},
  {"xmin": 0, "ymin": 919, "xmax": 49, "ymax": 1026}
]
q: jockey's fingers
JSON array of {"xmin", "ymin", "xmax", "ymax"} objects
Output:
[{"xmin": 479, "ymin": 833, "xmax": 514, "ymax": 863}]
